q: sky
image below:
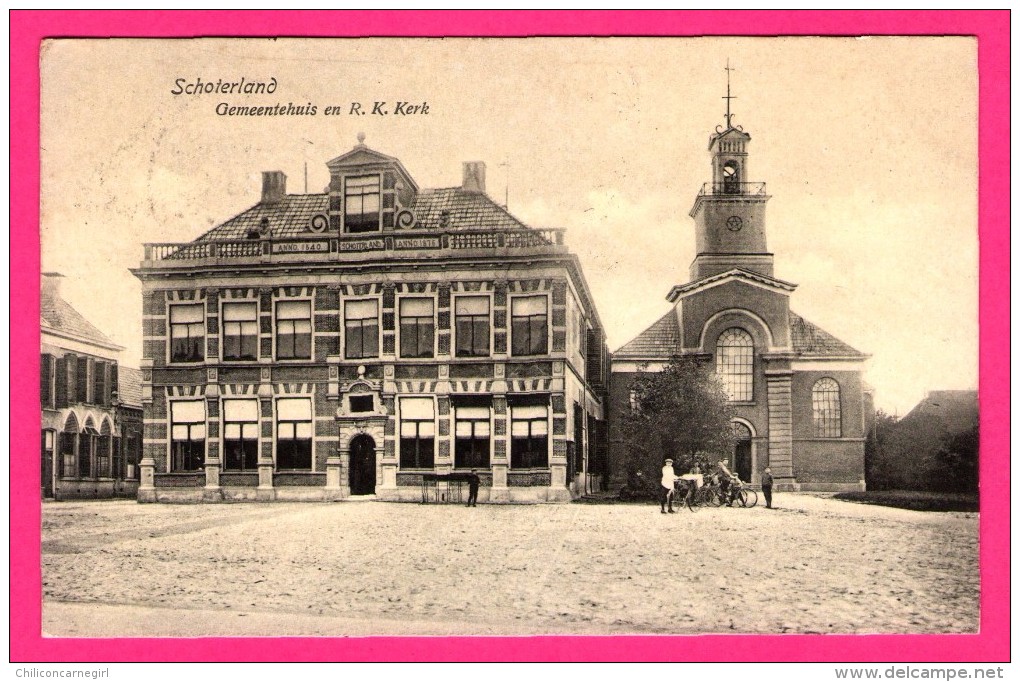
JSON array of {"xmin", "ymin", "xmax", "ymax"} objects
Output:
[{"xmin": 39, "ymin": 37, "xmax": 978, "ymax": 415}]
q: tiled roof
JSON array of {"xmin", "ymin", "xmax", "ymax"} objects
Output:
[
  {"xmin": 614, "ymin": 310, "xmax": 680, "ymax": 359},
  {"xmin": 901, "ymin": 390, "xmax": 977, "ymax": 428},
  {"xmin": 117, "ymin": 366, "xmax": 144, "ymax": 408},
  {"xmin": 613, "ymin": 309, "xmax": 866, "ymax": 360},
  {"xmin": 789, "ymin": 312, "xmax": 867, "ymax": 358},
  {"xmin": 195, "ymin": 194, "xmax": 328, "ymax": 241},
  {"xmin": 410, "ymin": 188, "xmax": 527, "ymax": 231},
  {"xmin": 192, "ymin": 188, "xmax": 528, "ymax": 243},
  {"xmin": 41, "ymin": 287, "xmax": 120, "ymax": 349}
]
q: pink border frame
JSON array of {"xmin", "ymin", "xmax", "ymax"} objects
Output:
[{"xmin": 11, "ymin": 10, "xmax": 1009, "ymax": 663}]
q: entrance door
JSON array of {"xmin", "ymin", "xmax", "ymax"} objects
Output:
[
  {"xmin": 349, "ymin": 434, "xmax": 376, "ymax": 495},
  {"xmin": 41, "ymin": 430, "xmax": 54, "ymax": 499},
  {"xmin": 731, "ymin": 421, "xmax": 753, "ymax": 482}
]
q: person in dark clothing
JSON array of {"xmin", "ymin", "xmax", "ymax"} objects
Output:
[
  {"xmin": 761, "ymin": 467, "xmax": 774, "ymax": 509},
  {"xmin": 466, "ymin": 468, "xmax": 480, "ymax": 507}
]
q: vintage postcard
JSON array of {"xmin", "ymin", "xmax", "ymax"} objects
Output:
[{"xmin": 15, "ymin": 12, "xmax": 1008, "ymax": 665}]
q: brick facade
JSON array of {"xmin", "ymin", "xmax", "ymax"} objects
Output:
[{"xmin": 133, "ymin": 139, "xmax": 608, "ymax": 503}]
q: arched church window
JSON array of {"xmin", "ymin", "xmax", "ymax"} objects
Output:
[
  {"xmin": 812, "ymin": 378, "xmax": 842, "ymax": 438},
  {"xmin": 722, "ymin": 161, "xmax": 740, "ymax": 194},
  {"xmin": 716, "ymin": 328, "xmax": 753, "ymax": 401}
]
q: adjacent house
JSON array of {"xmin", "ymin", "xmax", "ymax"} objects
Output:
[{"xmin": 41, "ymin": 273, "xmax": 143, "ymax": 499}]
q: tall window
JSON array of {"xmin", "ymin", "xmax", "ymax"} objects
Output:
[
  {"xmin": 399, "ymin": 298, "xmax": 435, "ymax": 359},
  {"xmin": 169, "ymin": 304, "xmax": 205, "ymax": 362},
  {"xmin": 511, "ymin": 296, "xmax": 548, "ymax": 356},
  {"xmin": 276, "ymin": 398, "xmax": 312, "ymax": 470},
  {"xmin": 510, "ymin": 404, "xmax": 549, "ymax": 469},
  {"xmin": 723, "ymin": 161, "xmax": 741, "ymax": 194},
  {"xmin": 97, "ymin": 419, "xmax": 112, "ymax": 478},
  {"xmin": 276, "ymin": 300, "xmax": 312, "ymax": 360},
  {"xmin": 345, "ymin": 299, "xmax": 379, "ymax": 359},
  {"xmin": 716, "ymin": 328, "xmax": 754, "ymax": 401},
  {"xmin": 455, "ymin": 296, "xmax": 490, "ymax": 357},
  {"xmin": 455, "ymin": 401, "xmax": 491, "ymax": 469},
  {"xmin": 60, "ymin": 413, "xmax": 78, "ymax": 478},
  {"xmin": 79, "ymin": 418, "xmax": 98, "ymax": 478},
  {"xmin": 399, "ymin": 397, "xmax": 435, "ymax": 469},
  {"xmin": 170, "ymin": 400, "xmax": 206, "ymax": 472},
  {"xmin": 812, "ymin": 378, "xmax": 842, "ymax": 438},
  {"xmin": 222, "ymin": 302, "xmax": 258, "ymax": 361},
  {"xmin": 223, "ymin": 399, "xmax": 259, "ymax": 471},
  {"xmin": 344, "ymin": 175, "xmax": 381, "ymax": 233}
]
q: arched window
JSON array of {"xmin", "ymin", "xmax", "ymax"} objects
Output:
[
  {"xmin": 79, "ymin": 417, "xmax": 98, "ymax": 478},
  {"xmin": 812, "ymin": 378, "xmax": 842, "ymax": 438},
  {"xmin": 97, "ymin": 418, "xmax": 113, "ymax": 478},
  {"xmin": 716, "ymin": 328, "xmax": 754, "ymax": 401},
  {"xmin": 60, "ymin": 413, "xmax": 79, "ymax": 479},
  {"xmin": 722, "ymin": 160, "xmax": 741, "ymax": 194}
]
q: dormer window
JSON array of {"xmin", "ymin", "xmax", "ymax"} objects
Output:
[{"xmin": 344, "ymin": 175, "xmax": 381, "ymax": 233}]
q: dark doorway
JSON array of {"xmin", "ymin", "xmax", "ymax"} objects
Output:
[
  {"xmin": 731, "ymin": 421, "xmax": 753, "ymax": 482},
  {"xmin": 349, "ymin": 434, "xmax": 376, "ymax": 495},
  {"xmin": 42, "ymin": 430, "xmax": 54, "ymax": 499}
]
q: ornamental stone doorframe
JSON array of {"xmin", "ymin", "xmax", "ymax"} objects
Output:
[{"xmin": 325, "ymin": 417, "xmax": 387, "ymax": 501}]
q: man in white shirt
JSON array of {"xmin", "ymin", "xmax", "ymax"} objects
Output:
[{"xmin": 661, "ymin": 458, "xmax": 677, "ymax": 514}]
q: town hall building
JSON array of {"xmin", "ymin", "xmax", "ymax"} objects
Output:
[
  {"xmin": 609, "ymin": 111, "xmax": 870, "ymax": 492},
  {"xmin": 132, "ymin": 135, "xmax": 609, "ymax": 503}
]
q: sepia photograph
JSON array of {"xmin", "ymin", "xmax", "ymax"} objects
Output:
[{"xmin": 16, "ymin": 13, "xmax": 1007, "ymax": 664}]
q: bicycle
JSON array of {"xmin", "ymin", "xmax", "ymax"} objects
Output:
[
  {"xmin": 672, "ymin": 478, "xmax": 700, "ymax": 512},
  {"xmin": 722, "ymin": 484, "xmax": 758, "ymax": 508}
]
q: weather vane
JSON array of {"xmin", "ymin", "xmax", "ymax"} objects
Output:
[{"xmin": 723, "ymin": 59, "xmax": 736, "ymax": 129}]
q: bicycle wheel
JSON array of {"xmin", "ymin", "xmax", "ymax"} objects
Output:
[
  {"xmin": 704, "ymin": 488, "xmax": 722, "ymax": 507},
  {"xmin": 685, "ymin": 489, "xmax": 699, "ymax": 513},
  {"xmin": 744, "ymin": 489, "xmax": 758, "ymax": 508}
]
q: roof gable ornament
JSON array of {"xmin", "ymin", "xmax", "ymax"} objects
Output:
[{"xmin": 666, "ymin": 268, "xmax": 797, "ymax": 303}]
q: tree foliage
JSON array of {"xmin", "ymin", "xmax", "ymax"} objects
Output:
[{"xmin": 618, "ymin": 355, "xmax": 734, "ymax": 488}]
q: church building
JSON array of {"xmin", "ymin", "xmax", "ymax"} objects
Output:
[
  {"xmin": 609, "ymin": 106, "xmax": 870, "ymax": 492},
  {"xmin": 132, "ymin": 135, "xmax": 609, "ymax": 503}
]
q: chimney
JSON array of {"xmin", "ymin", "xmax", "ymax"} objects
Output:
[
  {"xmin": 462, "ymin": 161, "xmax": 486, "ymax": 193},
  {"xmin": 42, "ymin": 272, "xmax": 64, "ymax": 299},
  {"xmin": 261, "ymin": 171, "xmax": 287, "ymax": 204}
]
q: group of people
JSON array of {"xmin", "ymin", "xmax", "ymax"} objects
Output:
[{"xmin": 659, "ymin": 458, "xmax": 774, "ymax": 512}]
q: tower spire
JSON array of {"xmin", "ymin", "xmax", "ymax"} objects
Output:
[{"xmin": 723, "ymin": 59, "xmax": 736, "ymax": 129}]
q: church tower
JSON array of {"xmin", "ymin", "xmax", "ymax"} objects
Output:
[
  {"xmin": 611, "ymin": 65, "xmax": 870, "ymax": 495},
  {"xmin": 688, "ymin": 65, "xmax": 773, "ymax": 281}
]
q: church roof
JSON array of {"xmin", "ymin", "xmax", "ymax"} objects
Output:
[
  {"xmin": 192, "ymin": 187, "xmax": 528, "ymax": 243},
  {"xmin": 788, "ymin": 313, "xmax": 867, "ymax": 358},
  {"xmin": 614, "ymin": 310, "xmax": 680, "ymax": 359},
  {"xmin": 41, "ymin": 284, "xmax": 122, "ymax": 351},
  {"xmin": 613, "ymin": 309, "xmax": 866, "ymax": 360}
]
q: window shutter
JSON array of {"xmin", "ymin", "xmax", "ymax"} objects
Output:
[
  {"xmin": 40, "ymin": 355, "xmax": 54, "ymax": 408},
  {"xmin": 104, "ymin": 362, "xmax": 112, "ymax": 406},
  {"xmin": 87, "ymin": 358, "xmax": 96, "ymax": 403},
  {"xmin": 65, "ymin": 354, "xmax": 78, "ymax": 404},
  {"xmin": 75, "ymin": 356, "xmax": 88, "ymax": 403},
  {"xmin": 93, "ymin": 360, "xmax": 104, "ymax": 406},
  {"xmin": 54, "ymin": 357, "xmax": 68, "ymax": 408},
  {"xmin": 110, "ymin": 363, "xmax": 119, "ymax": 402}
]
